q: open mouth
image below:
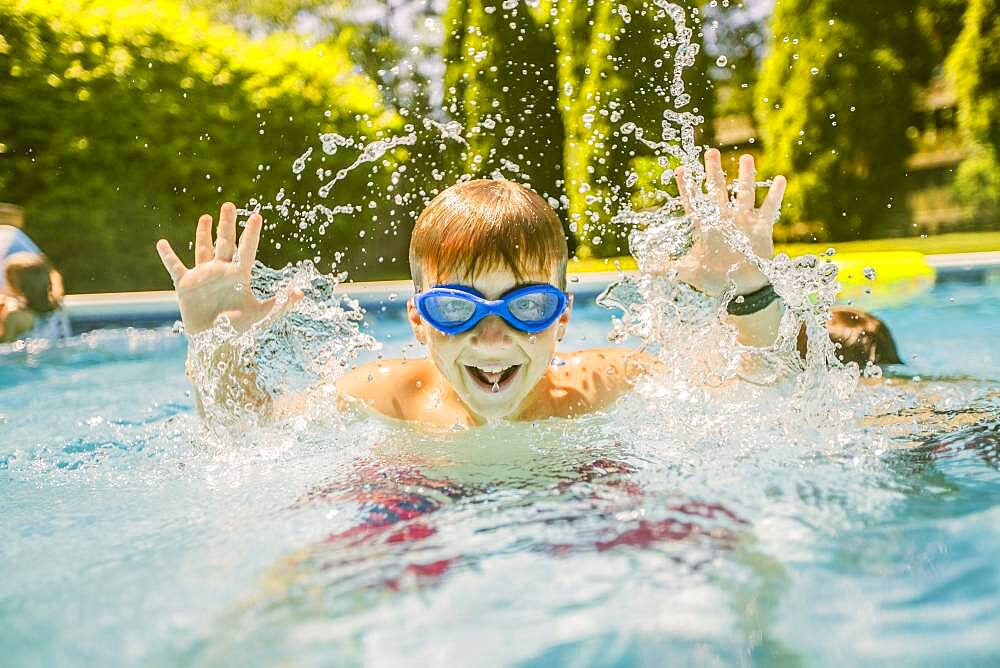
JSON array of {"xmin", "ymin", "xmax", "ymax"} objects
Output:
[{"xmin": 464, "ymin": 363, "xmax": 522, "ymax": 393}]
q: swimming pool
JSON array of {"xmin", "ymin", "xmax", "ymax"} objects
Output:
[{"xmin": 2, "ymin": 277, "xmax": 998, "ymax": 665}]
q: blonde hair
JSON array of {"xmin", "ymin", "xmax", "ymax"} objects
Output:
[
  {"xmin": 409, "ymin": 179, "xmax": 568, "ymax": 290},
  {"xmin": 5, "ymin": 252, "xmax": 60, "ymax": 313}
]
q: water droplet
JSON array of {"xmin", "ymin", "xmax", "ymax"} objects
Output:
[
  {"xmin": 863, "ymin": 267, "xmax": 876, "ymax": 280},
  {"xmin": 715, "ymin": 55, "xmax": 728, "ymax": 67},
  {"xmin": 810, "ymin": 67, "xmax": 820, "ymax": 75},
  {"xmin": 491, "ymin": 381, "xmax": 500, "ymax": 393}
]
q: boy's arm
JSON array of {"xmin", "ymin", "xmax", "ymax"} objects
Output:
[
  {"xmin": 671, "ymin": 149, "xmax": 787, "ymax": 348},
  {"xmin": 156, "ymin": 203, "xmax": 294, "ymax": 419}
]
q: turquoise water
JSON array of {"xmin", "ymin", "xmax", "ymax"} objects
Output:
[{"xmin": 1, "ymin": 280, "xmax": 998, "ymax": 666}]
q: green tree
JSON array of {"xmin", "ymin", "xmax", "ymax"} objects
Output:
[
  {"xmin": 187, "ymin": 0, "xmax": 456, "ymax": 265},
  {"xmin": 0, "ymin": 0, "xmax": 395, "ymax": 292},
  {"xmin": 703, "ymin": 1, "xmax": 771, "ymax": 119},
  {"xmin": 442, "ymin": 0, "xmax": 714, "ymax": 258},
  {"xmin": 755, "ymin": 0, "xmax": 926, "ymax": 240},
  {"xmin": 947, "ymin": 0, "xmax": 1000, "ymax": 213},
  {"xmin": 442, "ymin": 0, "xmax": 566, "ymax": 215},
  {"xmin": 918, "ymin": 0, "xmax": 969, "ymax": 69}
]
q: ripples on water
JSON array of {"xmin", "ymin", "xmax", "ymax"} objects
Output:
[
  {"xmin": 1, "ymin": 312, "xmax": 998, "ymax": 665},
  {"xmin": 4, "ymin": 0, "xmax": 999, "ymax": 661}
]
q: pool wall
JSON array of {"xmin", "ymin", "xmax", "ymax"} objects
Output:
[{"xmin": 62, "ymin": 252, "xmax": 1000, "ymax": 333}]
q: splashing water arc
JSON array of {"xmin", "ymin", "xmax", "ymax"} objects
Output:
[{"xmin": 203, "ymin": 0, "xmax": 858, "ymax": 426}]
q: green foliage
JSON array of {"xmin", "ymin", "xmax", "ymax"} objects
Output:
[
  {"xmin": 549, "ymin": 0, "xmax": 714, "ymax": 257},
  {"xmin": 0, "ymin": 0, "xmax": 394, "ymax": 292},
  {"xmin": 442, "ymin": 0, "xmax": 566, "ymax": 213},
  {"xmin": 703, "ymin": 2, "xmax": 770, "ymax": 119},
  {"xmin": 755, "ymin": 0, "xmax": 926, "ymax": 240},
  {"xmin": 441, "ymin": 0, "xmax": 714, "ymax": 259},
  {"xmin": 947, "ymin": 0, "xmax": 1000, "ymax": 212},
  {"xmin": 917, "ymin": 0, "xmax": 969, "ymax": 68}
]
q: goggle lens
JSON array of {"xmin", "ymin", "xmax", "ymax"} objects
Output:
[
  {"xmin": 507, "ymin": 291, "xmax": 560, "ymax": 325},
  {"xmin": 423, "ymin": 294, "xmax": 477, "ymax": 326}
]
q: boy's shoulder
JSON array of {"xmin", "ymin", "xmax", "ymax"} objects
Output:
[
  {"xmin": 525, "ymin": 347, "xmax": 655, "ymax": 419},
  {"xmin": 331, "ymin": 347, "xmax": 656, "ymax": 424},
  {"xmin": 335, "ymin": 357, "xmax": 452, "ymax": 423}
]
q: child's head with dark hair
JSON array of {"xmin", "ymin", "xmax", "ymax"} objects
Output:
[
  {"xmin": 4, "ymin": 252, "xmax": 60, "ymax": 313},
  {"xmin": 797, "ymin": 306, "xmax": 902, "ymax": 368}
]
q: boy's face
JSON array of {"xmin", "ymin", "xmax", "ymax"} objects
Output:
[{"xmin": 407, "ymin": 264, "xmax": 571, "ymax": 421}]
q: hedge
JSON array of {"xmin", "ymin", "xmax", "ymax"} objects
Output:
[{"xmin": 0, "ymin": 0, "xmax": 398, "ymax": 292}]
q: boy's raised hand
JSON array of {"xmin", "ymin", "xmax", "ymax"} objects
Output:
[
  {"xmin": 156, "ymin": 202, "xmax": 279, "ymax": 334},
  {"xmin": 672, "ymin": 149, "xmax": 786, "ymax": 297}
]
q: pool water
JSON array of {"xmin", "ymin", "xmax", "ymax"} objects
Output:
[{"xmin": 1, "ymin": 280, "xmax": 998, "ymax": 666}]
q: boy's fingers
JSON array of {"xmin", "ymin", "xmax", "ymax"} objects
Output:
[
  {"xmin": 737, "ymin": 154, "xmax": 757, "ymax": 211},
  {"xmin": 156, "ymin": 239, "xmax": 188, "ymax": 282},
  {"xmin": 704, "ymin": 148, "xmax": 729, "ymax": 209},
  {"xmin": 674, "ymin": 167, "xmax": 695, "ymax": 216},
  {"xmin": 255, "ymin": 289, "xmax": 303, "ymax": 329},
  {"xmin": 195, "ymin": 214, "xmax": 213, "ymax": 265},
  {"xmin": 237, "ymin": 212, "xmax": 263, "ymax": 271},
  {"xmin": 215, "ymin": 202, "xmax": 237, "ymax": 262},
  {"xmin": 761, "ymin": 175, "xmax": 787, "ymax": 222}
]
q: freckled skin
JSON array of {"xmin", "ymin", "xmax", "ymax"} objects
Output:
[{"xmin": 334, "ymin": 267, "xmax": 655, "ymax": 427}]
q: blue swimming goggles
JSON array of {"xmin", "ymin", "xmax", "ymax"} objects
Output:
[{"xmin": 414, "ymin": 283, "xmax": 569, "ymax": 335}]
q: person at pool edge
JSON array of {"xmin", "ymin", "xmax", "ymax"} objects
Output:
[{"xmin": 155, "ymin": 149, "xmax": 787, "ymax": 426}]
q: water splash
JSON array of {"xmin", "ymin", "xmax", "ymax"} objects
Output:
[
  {"xmin": 317, "ymin": 134, "xmax": 419, "ymax": 199},
  {"xmin": 590, "ymin": 1, "xmax": 867, "ymax": 427},
  {"xmin": 184, "ymin": 260, "xmax": 377, "ymax": 427},
  {"xmin": 205, "ymin": 1, "xmax": 868, "ymax": 434}
]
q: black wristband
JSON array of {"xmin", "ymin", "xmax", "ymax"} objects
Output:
[{"xmin": 726, "ymin": 283, "xmax": 780, "ymax": 316}]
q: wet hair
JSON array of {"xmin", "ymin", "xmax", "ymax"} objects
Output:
[
  {"xmin": 5, "ymin": 252, "xmax": 60, "ymax": 313},
  {"xmin": 797, "ymin": 306, "xmax": 902, "ymax": 367},
  {"xmin": 409, "ymin": 179, "xmax": 568, "ymax": 290}
]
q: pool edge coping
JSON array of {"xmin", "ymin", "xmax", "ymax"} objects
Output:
[{"xmin": 62, "ymin": 250, "xmax": 1000, "ymax": 321}]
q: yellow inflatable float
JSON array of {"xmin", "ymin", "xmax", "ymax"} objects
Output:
[
  {"xmin": 824, "ymin": 251, "xmax": 935, "ymax": 308},
  {"xmin": 570, "ymin": 250, "xmax": 936, "ymax": 309}
]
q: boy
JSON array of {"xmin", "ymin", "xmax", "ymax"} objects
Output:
[{"xmin": 156, "ymin": 149, "xmax": 787, "ymax": 426}]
